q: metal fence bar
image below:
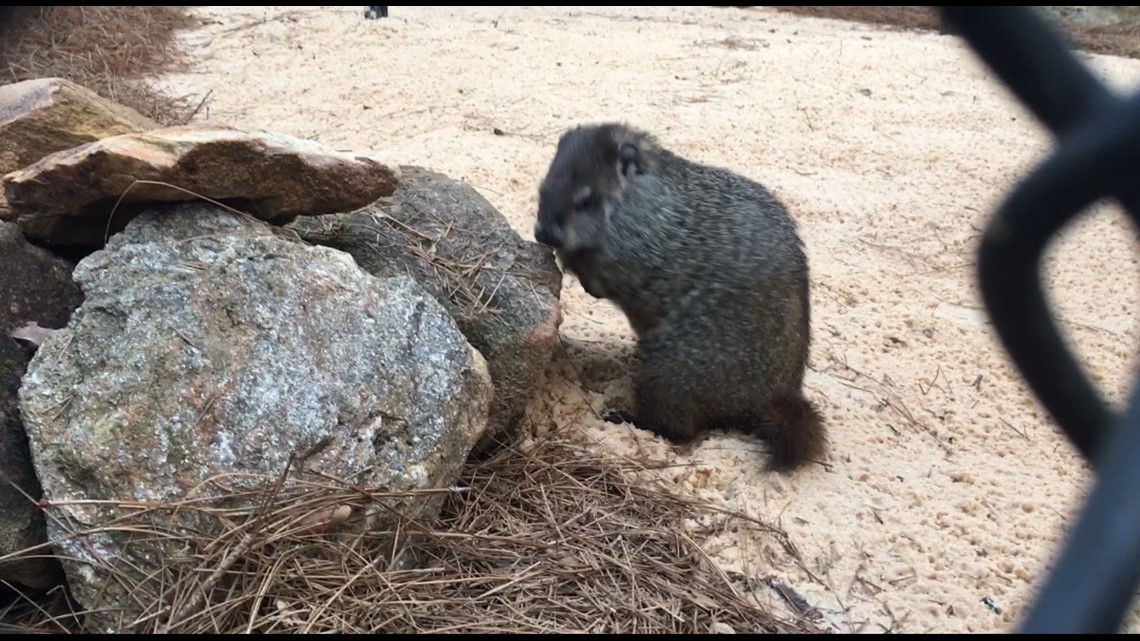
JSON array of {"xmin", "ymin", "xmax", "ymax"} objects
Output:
[
  {"xmin": 940, "ymin": 7, "xmax": 1117, "ymax": 136},
  {"xmin": 941, "ymin": 6, "xmax": 1123, "ymax": 464},
  {"xmin": 938, "ymin": 6, "xmax": 1140, "ymax": 633}
]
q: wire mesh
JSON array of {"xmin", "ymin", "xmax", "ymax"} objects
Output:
[{"xmin": 941, "ymin": 6, "xmax": 1140, "ymax": 634}]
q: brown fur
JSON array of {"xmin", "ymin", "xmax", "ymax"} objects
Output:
[
  {"xmin": 535, "ymin": 122, "xmax": 828, "ymax": 473},
  {"xmin": 758, "ymin": 394, "xmax": 827, "ymax": 472}
]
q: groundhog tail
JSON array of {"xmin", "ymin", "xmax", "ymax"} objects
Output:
[{"xmin": 756, "ymin": 394, "xmax": 827, "ymax": 473}]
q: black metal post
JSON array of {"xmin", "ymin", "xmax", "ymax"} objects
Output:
[{"xmin": 938, "ymin": 6, "xmax": 1140, "ymax": 633}]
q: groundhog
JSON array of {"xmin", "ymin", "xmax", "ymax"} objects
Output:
[{"xmin": 532, "ymin": 122, "xmax": 826, "ymax": 473}]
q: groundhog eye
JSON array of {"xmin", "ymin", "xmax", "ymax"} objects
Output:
[{"xmin": 574, "ymin": 193, "xmax": 601, "ymax": 212}]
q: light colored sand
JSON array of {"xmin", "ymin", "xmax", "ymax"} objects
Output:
[{"xmin": 156, "ymin": 6, "xmax": 1140, "ymax": 633}]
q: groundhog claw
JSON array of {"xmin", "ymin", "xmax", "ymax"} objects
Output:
[{"xmin": 602, "ymin": 409, "xmax": 635, "ymax": 425}]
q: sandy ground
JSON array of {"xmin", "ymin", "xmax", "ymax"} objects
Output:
[{"xmin": 155, "ymin": 6, "xmax": 1140, "ymax": 633}]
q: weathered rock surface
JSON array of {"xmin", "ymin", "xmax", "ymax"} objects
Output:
[
  {"xmin": 0, "ymin": 77, "xmax": 158, "ymax": 177},
  {"xmin": 0, "ymin": 221, "xmax": 81, "ymax": 589},
  {"xmin": 18, "ymin": 203, "xmax": 492, "ymax": 632},
  {"xmin": 0, "ymin": 77, "xmax": 158, "ymax": 221},
  {"xmin": 290, "ymin": 166, "xmax": 562, "ymax": 455},
  {"xmin": 3, "ymin": 124, "xmax": 400, "ymax": 248}
]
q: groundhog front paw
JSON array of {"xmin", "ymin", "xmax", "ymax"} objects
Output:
[{"xmin": 602, "ymin": 409, "xmax": 635, "ymax": 425}]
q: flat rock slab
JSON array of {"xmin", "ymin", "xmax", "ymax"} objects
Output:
[
  {"xmin": 3, "ymin": 124, "xmax": 400, "ymax": 248},
  {"xmin": 0, "ymin": 77, "xmax": 159, "ymax": 222},
  {"xmin": 0, "ymin": 77, "xmax": 158, "ymax": 176}
]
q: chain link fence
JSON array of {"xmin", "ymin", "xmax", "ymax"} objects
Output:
[{"xmin": 940, "ymin": 6, "xmax": 1140, "ymax": 634}]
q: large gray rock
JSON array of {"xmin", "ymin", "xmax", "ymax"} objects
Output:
[
  {"xmin": 0, "ymin": 221, "xmax": 78, "ymax": 589},
  {"xmin": 3, "ymin": 124, "xmax": 401, "ymax": 248},
  {"xmin": 290, "ymin": 166, "xmax": 562, "ymax": 456},
  {"xmin": 18, "ymin": 203, "xmax": 492, "ymax": 632}
]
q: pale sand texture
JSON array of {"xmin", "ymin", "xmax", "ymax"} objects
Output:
[{"xmin": 156, "ymin": 6, "xmax": 1140, "ymax": 633}]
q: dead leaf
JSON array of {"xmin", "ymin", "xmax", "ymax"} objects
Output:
[{"xmin": 9, "ymin": 321, "xmax": 58, "ymax": 346}]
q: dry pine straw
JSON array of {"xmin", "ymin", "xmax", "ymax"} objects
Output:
[
  {"xmin": 2, "ymin": 435, "xmax": 823, "ymax": 634},
  {"xmin": 0, "ymin": 6, "xmax": 203, "ymax": 125}
]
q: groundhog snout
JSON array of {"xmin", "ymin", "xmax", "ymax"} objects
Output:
[{"xmin": 534, "ymin": 220, "xmax": 562, "ymax": 248}]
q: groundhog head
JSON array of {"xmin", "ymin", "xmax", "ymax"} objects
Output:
[{"xmin": 533, "ymin": 122, "xmax": 655, "ymax": 253}]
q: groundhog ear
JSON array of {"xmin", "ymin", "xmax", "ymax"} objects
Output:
[{"xmin": 618, "ymin": 142, "xmax": 641, "ymax": 179}]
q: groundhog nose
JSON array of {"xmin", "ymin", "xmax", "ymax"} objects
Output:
[{"xmin": 534, "ymin": 221, "xmax": 561, "ymax": 248}]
